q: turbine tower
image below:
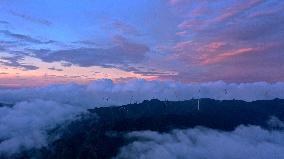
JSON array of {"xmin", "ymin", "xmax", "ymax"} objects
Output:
[
  {"xmin": 197, "ymin": 89, "xmax": 200, "ymax": 111},
  {"xmin": 197, "ymin": 98, "xmax": 200, "ymax": 111}
]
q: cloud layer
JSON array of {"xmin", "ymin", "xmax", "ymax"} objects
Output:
[
  {"xmin": 0, "ymin": 79, "xmax": 284, "ymax": 155},
  {"xmin": 1, "ymin": 79, "xmax": 284, "ymax": 106},
  {"xmin": 115, "ymin": 121, "xmax": 284, "ymax": 159}
]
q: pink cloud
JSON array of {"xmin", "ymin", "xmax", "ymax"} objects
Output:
[
  {"xmin": 201, "ymin": 47, "xmax": 257, "ymax": 65},
  {"xmin": 176, "ymin": 31, "xmax": 188, "ymax": 36},
  {"xmin": 168, "ymin": 0, "xmax": 185, "ymax": 5},
  {"xmin": 212, "ymin": 0, "xmax": 263, "ymax": 23},
  {"xmin": 248, "ymin": 5, "xmax": 284, "ymax": 18},
  {"xmin": 176, "ymin": 0, "xmax": 264, "ymax": 33},
  {"xmin": 178, "ymin": 19, "xmax": 203, "ymax": 30},
  {"xmin": 206, "ymin": 42, "xmax": 226, "ymax": 50},
  {"xmin": 173, "ymin": 40, "xmax": 193, "ymax": 51}
]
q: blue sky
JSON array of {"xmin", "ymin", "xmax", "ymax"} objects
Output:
[{"xmin": 0, "ymin": 0, "xmax": 284, "ymax": 87}]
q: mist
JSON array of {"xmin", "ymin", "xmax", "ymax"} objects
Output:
[
  {"xmin": 115, "ymin": 118, "xmax": 284, "ymax": 159},
  {"xmin": 0, "ymin": 100, "xmax": 84, "ymax": 155}
]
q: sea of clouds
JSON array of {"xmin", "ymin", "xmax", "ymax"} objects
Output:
[
  {"xmin": 115, "ymin": 118, "xmax": 284, "ymax": 159},
  {"xmin": 0, "ymin": 79, "xmax": 284, "ymax": 155}
]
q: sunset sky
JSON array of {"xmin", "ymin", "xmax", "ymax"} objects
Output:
[{"xmin": 0, "ymin": 0, "xmax": 283, "ymax": 88}]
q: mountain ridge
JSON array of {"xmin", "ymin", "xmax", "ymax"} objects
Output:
[{"xmin": 4, "ymin": 98, "xmax": 284, "ymax": 159}]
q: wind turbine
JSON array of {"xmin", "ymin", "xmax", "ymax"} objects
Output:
[
  {"xmin": 224, "ymin": 89, "xmax": 228, "ymax": 95},
  {"xmin": 197, "ymin": 98, "xmax": 200, "ymax": 111},
  {"xmin": 130, "ymin": 95, "xmax": 134, "ymax": 104},
  {"xmin": 197, "ymin": 89, "xmax": 200, "ymax": 111}
]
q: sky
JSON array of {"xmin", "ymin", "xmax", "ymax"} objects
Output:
[{"xmin": 0, "ymin": 0, "xmax": 283, "ymax": 87}]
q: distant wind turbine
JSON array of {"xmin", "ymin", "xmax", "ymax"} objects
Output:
[
  {"xmin": 197, "ymin": 98, "xmax": 200, "ymax": 111},
  {"xmin": 224, "ymin": 89, "xmax": 228, "ymax": 95},
  {"xmin": 197, "ymin": 89, "xmax": 200, "ymax": 111}
]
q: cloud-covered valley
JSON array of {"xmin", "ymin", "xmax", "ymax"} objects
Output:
[
  {"xmin": 115, "ymin": 123, "xmax": 284, "ymax": 159},
  {"xmin": 0, "ymin": 100, "xmax": 83, "ymax": 155}
]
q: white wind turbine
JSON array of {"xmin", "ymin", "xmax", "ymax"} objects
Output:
[{"xmin": 197, "ymin": 89, "xmax": 200, "ymax": 111}]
